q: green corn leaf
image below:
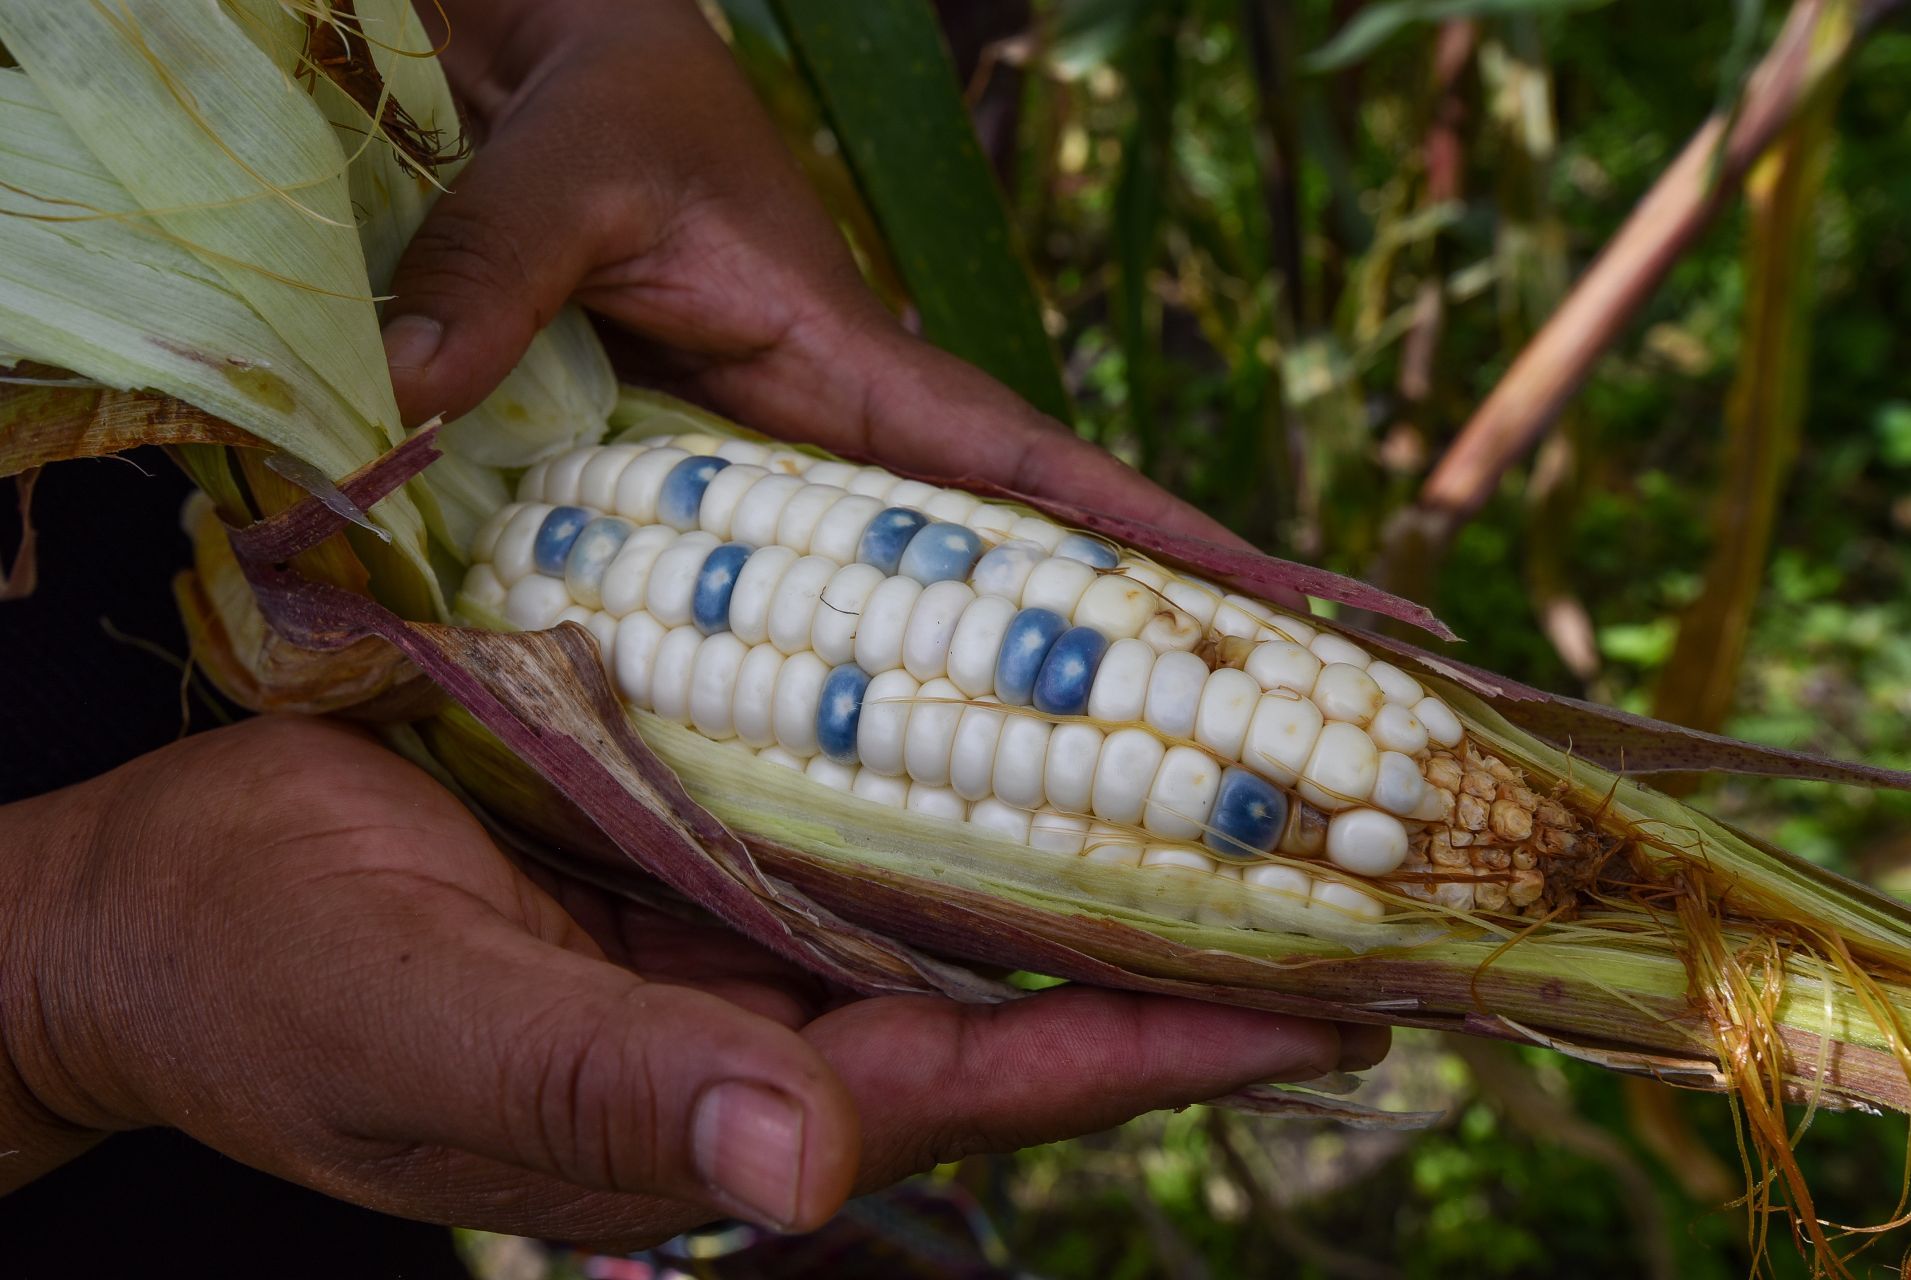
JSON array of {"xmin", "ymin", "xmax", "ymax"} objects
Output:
[{"xmin": 770, "ymin": 0, "xmax": 1073, "ymax": 422}]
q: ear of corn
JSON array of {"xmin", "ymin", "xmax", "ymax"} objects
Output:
[{"xmin": 451, "ymin": 428, "xmax": 1598, "ymax": 930}]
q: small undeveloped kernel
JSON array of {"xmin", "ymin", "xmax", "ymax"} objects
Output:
[
  {"xmin": 1426, "ymin": 755, "xmax": 1464, "ymax": 793},
  {"xmin": 1489, "ymin": 799, "xmax": 1535, "ymax": 842},
  {"xmin": 1508, "ymin": 870, "xmax": 1546, "ymax": 907},
  {"xmin": 1457, "ymin": 793, "xmax": 1489, "ymax": 832},
  {"xmin": 1475, "ymin": 882, "xmax": 1510, "ymax": 912},
  {"xmin": 1462, "ymin": 768, "xmax": 1497, "ymax": 800},
  {"xmin": 1429, "ymin": 831, "xmax": 1468, "ymax": 868}
]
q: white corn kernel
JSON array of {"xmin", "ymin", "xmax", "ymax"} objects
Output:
[
  {"xmin": 1086, "ymin": 638, "xmax": 1155, "ymax": 723},
  {"xmin": 852, "ymin": 769, "xmax": 909, "ymax": 806},
  {"xmin": 1370, "ymin": 703, "xmax": 1430, "ymax": 756},
  {"xmin": 1243, "ymin": 863, "xmax": 1313, "ymax": 903},
  {"xmin": 1074, "ymin": 573, "xmax": 1161, "ymax": 640},
  {"xmin": 728, "ymin": 473, "xmax": 806, "ymax": 548},
  {"xmin": 1311, "ymin": 877, "xmax": 1385, "ymax": 921},
  {"xmin": 809, "ymin": 493, "xmax": 887, "ymax": 563},
  {"xmin": 516, "ymin": 459, "xmax": 551, "ymax": 503},
  {"xmin": 612, "ymin": 447, "xmax": 690, "ymax": 523},
  {"xmin": 1244, "ymin": 640, "xmax": 1322, "ymax": 695},
  {"xmin": 732, "ymin": 643, "xmax": 787, "ymax": 748},
  {"xmin": 1367, "ymin": 661, "xmax": 1424, "ymax": 707},
  {"xmin": 471, "ymin": 502, "xmax": 518, "ymax": 563},
  {"xmin": 1242, "ymin": 692, "xmax": 1325, "ymax": 787},
  {"xmin": 1212, "ymin": 593, "xmax": 1274, "ymax": 640},
  {"xmin": 810, "ymin": 562, "xmax": 886, "ymax": 666},
  {"xmin": 714, "ymin": 439, "xmax": 771, "ymax": 465},
  {"xmin": 803, "ymin": 460, "xmax": 859, "ymax": 489},
  {"xmin": 845, "ymin": 466, "xmax": 899, "ymax": 499},
  {"xmin": 992, "ymin": 713, "xmax": 1053, "ymax": 811},
  {"xmin": 1312, "ymin": 662, "xmax": 1385, "ymax": 725},
  {"xmin": 647, "ymin": 626, "xmax": 704, "ymax": 723},
  {"xmin": 458, "ymin": 564, "xmax": 507, "ymax": 616},
  {"xmin": 858, "ymin": 668, "xmax": 920, "ymax": 775},
  {"xmin": 757, "ymin": 745, "xmax": 804, "ymax": 771},
  {"xmin": 726, "ymin": 544, "xmax": 797, "ymax": 644},
  {"xmin": 888, "ymin": 479, "xmax": 939, "ymax": 510},
  {"xmin": 902, "ymin": 677, "xmax": 964, "ymax": 786},
  {"xmin": 969, "ymin": 797, "xmax": 1033, "ymax": 842},
  {"xmin": 948, "ymin": 700, "xmax": 1008, "ymax": 801},
  {"xmin": 643, "ymin": 531, "xmax": 721, "ymax": 628},
  {"xmin": 967, "ymin": 503, "xmax": 1021, "ymax": 537},
  {"xmin": 901, "ymin": 580, "xmax": 975, "ymax": 681},
  {"xmin": 1142, "ymin": 746, "xmax": 1222, "ymax": 840},
  {"xmin": 492, "ymin": 503, "xmax": 555, "ymax": 586},
  {"xmin": 970, "ymin": 539, "xmax": 1045, "ymax": 601},
  {"xmin": 541, "ymin": 446, "xmax": 596, "ymax": 506},
  {"xmin": 905, "ymin": 782, "xmax": 968, "ymax": 820},
  {"xmin": 1193, "ymin": 668, "xmax": 1261, "ymax": 759},
  {"xmin": 766, "ymin": 555, "xmax": 837, "ymax": 655},
  {"xmin": 852, "ymin": 574, "xmax": 925, "ymax": 674},
  {"xmin": 689, "ymin": 632, "xmax": 749, "ymax": 739},
  {"xmin": 1141, "ymin": 845, "xmax": 1216, "ymax": 874},
  {"xmin": 1298, "ymin": 721, "xmax": 1380, "ymax": 811},
  {"xmin": 946, "ymin": 594, "xmax": 1017, "ymax": 697},
  {"xmin": 1160, "ymin": 576, "xmax": 1222, "ymax": 627},
  {"xmin": 1259, "ymin": 612, "xmax": 1318, "ymax": 647},
  {"xmin": 1082, "ymin": 825, "xmax": 1143, "ymax": 866},
  {"xmin": 1372, "ymin": 750, "xmax": 1429, "ymax": 817},
  {"xmin": 1415, "ymin": 695, "xmax": 1464, "ymax": 748},
  {"xmin": 774, "ymin": 484, "xmax": 842, "ymax": 553},
  {"xmin": 612, "ymin": 612, "xmax": 669, "ymax": 707},
  {"xmin": 503, "ymin": 574, "xmax": 572, "ymax": 630},
  {"xmin": 1020, "ymin": 557, "xmax": 1097, "ymax": 616},
  {"xmin": 1091, "ymin": 728, "xmax": 1167, "ymax": 826},
  {"xmin": 1143, "ymin": 650, "xmax": 1207, "ymax": 739},
  {"xmin": 1043, "ymin": 723, "xmax": 1104, "ymax": 815},
  {"xmin": 1009, "ymin": 516, "xmax": 1065, "ymax": 552},
  {"xmin": 696, "ymin": 463, "xmax": 767, "ymax": 540},
  {"xmin": 1325, "ymin": 808, "xmax": 1410, "ymax": 877},
  {"xmin": 1029, "ymin": 811, "xmax": 1089, "ymax": 854},
  {"xmin": 772, "ymin": 651, "xmax": 830, "ymax": 755},
  {"xmin": 922, "ymin": 488, "xmax": 981, "ymax": 523},
  {"xmin": 598, "ymin": 524, "xmax": 677, "ymax": 617},
  {"xmin": 805, "ymin": 754, "xmax": 857, "ymax": 792},
  {"xmin": 1310, "ymin": 631, "xmax": 1372, "ymax": 670}
]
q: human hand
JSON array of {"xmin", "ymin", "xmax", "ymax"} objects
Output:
[
  {"xmin": 382, "ymin": 0, "xmax": 1241, "ymax": 544},
  {"xmin": 0, "ymin": 716, "xmax": 1382, "ymax": 1246}
]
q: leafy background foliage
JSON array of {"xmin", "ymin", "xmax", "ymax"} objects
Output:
[{"xmin": 462, "ymin": 0, "xmax": 1911, "ymax": 1274}]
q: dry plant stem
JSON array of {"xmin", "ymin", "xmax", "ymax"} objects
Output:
[{"xmin": 1396, "ymin": 0, "xmax": 1879, "ymax": 550}]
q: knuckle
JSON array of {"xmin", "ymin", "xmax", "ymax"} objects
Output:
[
  {"xmin": 510, "ymin": 995, "xmax": 660, "ymax": 1192},
  {"xmin": 398, "ymin": 208, "xmax": 530, "ymax": 300}
]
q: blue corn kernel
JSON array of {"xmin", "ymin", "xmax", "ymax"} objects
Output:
[
  {"xmin": 1031, "ymin": 625, "xmax": 1108, "ymax": 716},
  {"xmin": 856, "ymin": 506, "xmax": 929, "ymax": 575},
  {"xmin": 691, "ymin": 542, "xmax": 755, "ymax": 635},
  {"xmin": 1205, "ymin": 767, "xmax": 1289, "ymax": 862},
  {"xmin": 533, "ymin": 505, "xmax": 592, "ymax": 576},
  {"xmin": 1055, "ymin": 533, "xmax": 1120, "ymax": 570},
  {"xmin": 995, "ymin": 607, "xmax": 1069, "ymax": 705},
  {"xmin": 816, "ymin": 663, "xmax": 873, "ymax": 763},
  {"xmin": 897, "ymin": 521, "xmax": 984, "ymax": 584},
  {"xmin": 562, "ymin": 515, "xmax": 635, "ymax": 609},
  {"xmin": 657, "ymin": 455, "xmax": 730, "ymax": 530}
]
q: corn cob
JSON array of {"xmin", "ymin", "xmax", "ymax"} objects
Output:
[{"xmin": 457, "ymin": 433, "xmax": 1599, "ymax": 927}]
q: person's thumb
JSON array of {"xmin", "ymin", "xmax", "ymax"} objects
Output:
[
  {"xmin": 347, "ymin": 908, "xmax": 861, "ymax": 1231},
  {"xmin": 380, "ymin": 124, "xmax": 610, "ymax": 428}
]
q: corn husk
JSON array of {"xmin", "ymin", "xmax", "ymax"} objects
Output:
[{"xmin": 4, "ymin": 8, "xmax": 1911, "ymax": 1273}]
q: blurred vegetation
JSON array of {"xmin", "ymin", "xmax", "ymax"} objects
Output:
[{"xmin": 479, "ymin": 0, "xmax": 1911, "ymax": 1274}]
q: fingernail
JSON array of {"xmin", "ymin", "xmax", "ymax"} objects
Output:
[
  {"xmin": 381, "ymin": 313, "xmax": 443, "ymax": 372},
  {"xmin": 692, "ymin": 1080, "xmax": 804, "ymax": 1230}
]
